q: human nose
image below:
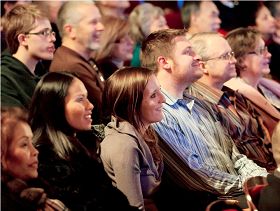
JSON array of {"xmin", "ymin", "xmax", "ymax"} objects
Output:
[
  {"xmin": 159, "ymin": 91, "xmax": 166, "ymax": 103},
  {"xmin": 86, "ymin": 99, "xmax": 94, "ymax": 110},
  {"xmin": 97, "ymin": 21, "xmax": 105, "ymax": 32},
  {"xmin": 31, "ymin": 144, "xmax": 39, "ymax": 157},
  {"xmin": 50, "ymin": 31, "xmax": 56, "ymax": 42}
]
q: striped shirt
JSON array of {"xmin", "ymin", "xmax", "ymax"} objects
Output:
[
  {"xmin": 153, "ymin": 89, "xmax": 268, "ymax": 196},
  {"xmin": 187, "ymin": 82, "xmax": 275, "ymax": 171}
]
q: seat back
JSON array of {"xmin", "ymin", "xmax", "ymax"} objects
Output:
[
  {"xmin": 243, "ymin": 176, "xmax": 268, "ymax": 211},
  {"xmin": 205, "ymin": 199, "xmax": 243, "ymax": 211}
]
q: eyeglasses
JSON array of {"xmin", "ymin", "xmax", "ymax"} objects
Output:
[
  {"xmin": 247, "ymin": 46, "xmax": 268, "ymax": 56},
  {"xmin": 204, "ymin": 51, "xmax": 235, "ymax": 61},
  {"xmin": 25, "ymin": 29, "xmax": 56, "ymax": 38}
]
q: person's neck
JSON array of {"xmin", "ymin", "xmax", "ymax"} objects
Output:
[
  {"xmin": 198, "ymin": 76, "xmax": 224, "ymax": 90},
  {"xmin": 12, "ymin": 50, "xmax": 37, "ymax": 75},
  {"xmin": 62, "ymin": 40, "xmax": 91, "ymax": 61},
  {"xmin": 240, "ymin": 74, "xmax": 260, "ymax": 89},
  {"xmin": 157, "ymin": 71, "xmax": 189, "ymax": 100},
  {"xmin": 111, "ymin": 58, "xmax": 124, "ymax": 69}
]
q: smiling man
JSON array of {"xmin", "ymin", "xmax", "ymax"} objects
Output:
[
  {"xmin": 50, "ymin": 1, "xmax": 105, "ymax": 124},
  {"xmin": 187, "ymin": 32, "xmax": 276, "ymax": 171},
  {"xmin": 1, "ymin": 4, "xmax": 56, "ymax": 109}
]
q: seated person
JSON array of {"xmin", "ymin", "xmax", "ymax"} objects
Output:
[
  {"xmin": 1, "ymin": 4, "xmax": 55, "ymax": 109},
  {"xmin": 225, "ymin": 27, "xmax": 280, "ymax": 136},
  {"xmin": 1, "ymin": 107, "xmax": 67, "ymax": 211},
  {"xmin": 93, "ymin": 16, "xmax": 134, "ymax": 80},
  {"xmin": 258, "ymin": 121, "xmax": 280, "ymax": 211},
  {"xmin": 141, "ymin": 28, "xmax": 268, "ymax": 210},
  {"xmin": 28, "ymin": 72, "xmax": 137, "ymax": 211},
  {"xmin": 188, "ymin": 32, "xmax": 275, "ymax": 170},
  {"xmin": 101, "ymin": 67, "xmax": 165, "ymax": 210}
]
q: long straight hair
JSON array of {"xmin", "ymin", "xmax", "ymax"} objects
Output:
[
  {"xmin": 103, "ymin": 67, "xmax": 162, "ymax": 163},
  {"xmin": 29, "ymin": 72, "xmax": 78, "ymax": 160}
]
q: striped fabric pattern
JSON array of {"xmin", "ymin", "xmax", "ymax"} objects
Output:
[
  {"xmin": 153, "ymin": 89, "xmax": 268, "ymax": 196},
  {"xmin": 187, "ymin": 82, "xmax": 275, "ymax": 170}
]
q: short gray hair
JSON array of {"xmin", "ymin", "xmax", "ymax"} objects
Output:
[{"xmin": 57, "ymin": 0, "xmax": 95, "ymax": 37}]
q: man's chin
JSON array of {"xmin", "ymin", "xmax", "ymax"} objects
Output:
[{"xmin": 89, "ymin": 43, "xmax": 100, "ymax": 51}]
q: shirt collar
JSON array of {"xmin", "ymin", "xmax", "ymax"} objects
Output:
[{"xmin": 161, "ymin": 88, "xmax": 195, "ymax": 111}]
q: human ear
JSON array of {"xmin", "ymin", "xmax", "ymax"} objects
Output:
[
  {"xmin": 157, "ymin": 56, "xmax": 171, "ymax": 69},
  {"xmin": 17, "ymin": 34, "xmax": 28, "ymax": 47}
]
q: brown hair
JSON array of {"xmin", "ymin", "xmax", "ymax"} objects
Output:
[
  {"xmin": 103, "ymin": 66, "xmax": 162, "ymax": 163},
  {"xmin": 226, "ymin": 27, "xmax": 261, "ymax": 76},
  {"xmin": 2, "ymin": 4, "xmax": 47, "ymax": 54},
  {"xmin": 141, "ymin": 28, "xmax": 188, "ymax": 72},
  {"xmin": 94, "ymin": 16, "xmax": 130, "ymax": 61},
  {"xmin": 1, "ymin": 107, "xmax": 28, "ymax": 163}
]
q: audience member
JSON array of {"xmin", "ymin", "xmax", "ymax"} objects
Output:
[
  {"xmin": 96, "ymin": 0, "xmax": 130, "ymax": 20},
  {"xmin": 94, "ymin": 16, "xmax": 133, "ymax": 80},
  {"xmin": 237, "ymin": 2, "xmax": 279, "ymax": 84},
  {"xmin": 28, "ymin": 71, "xmax": 137, "ymax": 211},
  {"xmin": 1, "ymin": 0, "xmax": 31, "ymax": 52},
  {"xmin": 180, "ymin": 1, "xmax": 221, "ymax": 37},
  {"xmin": 225, "ymin": 27, "xmax": 280, "ymax": 135},
  {"xmin": 265, "ymin": 1, "xmax": 280, "ymax": 82},
  {"xmin": 214, "ymin": 0, "xmax": 239, "ymax": 35},
  {"xmin": 141, "ymin": 29, "xmax": 268, "ymax": 210},
  {"xmin": 1, "ymin": 107, "xmax": 67, "ymax": 211},
  {"xmin": 50, "ymin": 1, "xmax": 105, "ymax": 124},
  {"xmin": 188, "ymin": 32, "xmax": 276, "ymax": 170},
  {"xmin": 1, "ymin": 4, "xmax": 55, "ymax": 109},
  {"xmin": 129, "ymin": 3, "xmax": 169, "ymax": 67},
  {"xmin": 101, "ymin": 67, "xmax": 165, "ymax": 210},
  {"xmin": 258, "ymin": 121, "xmax": 280, "ymax": 211}
]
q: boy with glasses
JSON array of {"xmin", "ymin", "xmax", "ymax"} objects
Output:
[
  {"xmin": 187, "ymin": 32, "xmax": 276, "ymax": 171},
  {"xmin": 1, "ymin": 4, "xmax": 56, "ymax": 109}
]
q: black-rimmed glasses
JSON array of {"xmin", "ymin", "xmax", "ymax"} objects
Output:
[{"xmin": 25, "ymin": 29, "xmax": 56, "ymax": 38}]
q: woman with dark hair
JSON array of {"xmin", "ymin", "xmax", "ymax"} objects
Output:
[
  {"xmin": 29, "ymin": 71, "xmax": 137, "ymax": 211},
  {"xmin": 101, "ymin": 67, "xmax": 166, "ymax": 210},
  {"xmin": 1, "ymin": 107, "xmax": 67, "ymax": 211}
]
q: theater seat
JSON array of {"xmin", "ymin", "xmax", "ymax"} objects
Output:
[
  {"xmin": 205, "ymin": 199, "xmax": 243, "ymax": 211},
  {"xmin": 243, "ymin": 176, "xmax": 268, "ymax": 211}
]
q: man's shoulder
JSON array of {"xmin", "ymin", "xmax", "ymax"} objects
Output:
[{"xmin": 50, "ymin": 46, "xmax": 90, "ymax": 72}]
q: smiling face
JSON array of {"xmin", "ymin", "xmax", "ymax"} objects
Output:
[
  {"xmin": 25, "ymin": 18, "xmax": 56, "ymax": 61},
  {"xmin": 243, "ymin": 37, "xmax": 271, "ymax": 79},
  {"xmin": 170, "ymin": 36, "xmax": 203, "ymax": 85},
  {"xmin": 64, "ymin": 78, "xmax": 94, "ymax": 131},
  {"xmin": 74, "ymin": 4, "xmax": 104, "ymax": 52},
  {"xmin": 2, "ymin": 121, "xmax": 38, "ymax": 181},
  {"xmin": 204, "ymin": 36, "xmax": 237, "ymax": 84},
  {"xmin": 111, "ymin": 34, "xmax": 134, "ymax": 62},
  {"xmin": 140, "ymin": 74, "xmax": 165, "ymax": 127}
]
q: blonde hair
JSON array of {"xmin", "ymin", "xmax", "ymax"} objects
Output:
[
  {"xmin": 129, "ymin": 3, "xmax": 164, "ymax": 43},
  {"xmin": 94, "ymin": 16, "xmax": 130, "ymax": 61},
  {"xmin": 2, "ymin": 4, "xmax": 47, "ymax": 54}
]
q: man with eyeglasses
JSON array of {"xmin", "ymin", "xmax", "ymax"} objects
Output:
[
  {"xmin": 141, "ymin": 29, "xmax": 268, "ymax": 211},
  {"xmin": 49, "ymin": 1, "xmax": 105, "ymax": 124},
  {"xmin": 187, "ymin": 32, "xmax": 276, "ymax": 172},
  {"xmin": 1, "ymin": 4, "xmax": 56, "ymax": 109}
]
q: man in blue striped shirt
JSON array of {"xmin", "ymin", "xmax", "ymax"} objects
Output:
[{"xmin": 141, "ymin": 29, "xmax": 267, "ymax": 209}]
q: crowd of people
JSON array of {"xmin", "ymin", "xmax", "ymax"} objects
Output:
[{"xmin": 1, "ymin": 1, "xmax": 280, "ymax": 211}]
